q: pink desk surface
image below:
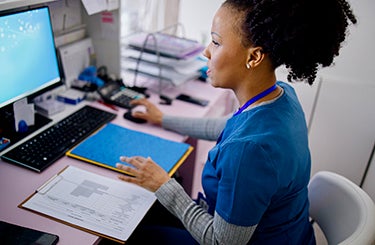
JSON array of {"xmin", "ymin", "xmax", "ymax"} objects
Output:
[{"xmin": 0, "ymin": 80, "xmax": 233, "ymax": 244}]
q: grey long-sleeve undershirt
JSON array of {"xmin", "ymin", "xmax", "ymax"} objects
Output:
[
  {"xmin": 156, "ymin": 179, "xmax": 257, "ymax": 245},
  {"xmin": 162, "ymin": 115, "xmax": 229, "ymax": 141}
]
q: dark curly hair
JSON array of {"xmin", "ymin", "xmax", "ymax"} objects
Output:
[{"xmin": 222, "ymin": 0, "xmax": 357, "ymax": 85}]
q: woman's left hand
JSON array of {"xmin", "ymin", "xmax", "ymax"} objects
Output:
[{"xmin": 116, "ymin": 156, "xmax": 171, "ymax": 192}]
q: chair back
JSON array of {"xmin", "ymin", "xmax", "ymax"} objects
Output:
[{"xmin": 308, "ymin": 171, "xmax": 375, "ymax": 245}]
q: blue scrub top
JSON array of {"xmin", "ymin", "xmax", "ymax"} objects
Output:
[{"xmin": 202, "ymin": 81, "xmax": 315, "ymax": 244}]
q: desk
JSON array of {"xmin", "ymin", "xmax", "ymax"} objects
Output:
[{"xmin": 0, "ymin": 80, "xmax": 234, "ymax": 245}]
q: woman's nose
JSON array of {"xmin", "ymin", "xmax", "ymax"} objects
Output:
[{"xmin": 202, "ymin": 45, "xmax": 210, "ymax": 59}]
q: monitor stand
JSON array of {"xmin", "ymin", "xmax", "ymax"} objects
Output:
[{"xmin": 0, "ymin": 106, "xmax": 51, "ymax": 153}]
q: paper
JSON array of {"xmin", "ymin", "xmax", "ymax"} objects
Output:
[
  {"xmin": 21, "ymin": 166, "xmax": 156, "ymax": 243},
  {"xmin": 100, "ymin": 11, "xmax": 119, "ymax": 41},
  {"xmin": 81, "ymin": 0, "xmax": 119, "ymax": 15},
  {"xmin": 124, "ymin": 48, "xmax": 207, "ymax": 73},
  {"xmin": 58, "ymin": 38, "xmax": 94, "ymax": 87},
  {"xmin": 81, "ymin": 0, "xmax": 107, "ymax": 15},
  {"xmin": 125, "ymin": 58, "xmax": 201, "ymax": 86},
  {"xmin": 128, "ymin": 32, "xmax": 205, "ymax": 59},
  {"xmin": 107, "ymin": 0, "xmax": 119, "ymax": 11}
]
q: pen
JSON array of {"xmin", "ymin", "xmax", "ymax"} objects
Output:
[{"xmin": 98, "ymin": 100, "xmax": 118, "ymax": 111}]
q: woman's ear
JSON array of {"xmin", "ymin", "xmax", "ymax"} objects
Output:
[{"xmin": 246, "ymin": 47, "xmax": 264, "ymax": 68}]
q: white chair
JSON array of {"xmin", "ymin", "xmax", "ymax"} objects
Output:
[{"xmin": 308, "ymin": 171, "xmax": 375, "ymax": 245}]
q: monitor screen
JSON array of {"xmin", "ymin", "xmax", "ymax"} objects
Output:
[{"xmin": 0, "ymin": 6, "xmax": 62, "ymax": 108}]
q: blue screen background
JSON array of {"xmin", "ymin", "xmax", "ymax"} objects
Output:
[{"xmin": 0, "ymin": 7, "xmax": 60, "ymax": 107}]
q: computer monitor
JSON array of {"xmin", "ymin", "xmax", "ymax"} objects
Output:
[
  {"xmin": 0, "ymin": 6, "xmax": 62, "ymax": 109},
  {"xmin": 0, "ymin": 6, "xmax": 63, "ymax": 152}
]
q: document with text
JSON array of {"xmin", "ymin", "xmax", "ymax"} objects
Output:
[{"xmin": 20, "ymin": 165, "xmax": 156, "ymax": 243}]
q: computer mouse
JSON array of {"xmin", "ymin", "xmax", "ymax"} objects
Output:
[{"xmin": 123, "ymin": 111, "xmax": 147, "ymax": 124}]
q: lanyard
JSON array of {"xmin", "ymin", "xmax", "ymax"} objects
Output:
[
  {"xmin": 217, "ymin": 84, "xmax": 277, "ymax": 144},
  {"xmin": 233, "ymin": 84, "xmax": 277, "ymax": 116}
]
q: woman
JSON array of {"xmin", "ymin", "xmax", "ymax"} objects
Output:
[{"xmin": 115, "ymin": 0, "xmax": 356, "ymax": 244}]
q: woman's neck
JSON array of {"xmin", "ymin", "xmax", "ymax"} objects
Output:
[{"xmin": 235, "ymin": 72, "xmax": 278, "ymax": 107}]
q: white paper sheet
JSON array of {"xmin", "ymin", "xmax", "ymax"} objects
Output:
[
  {"xmin": 22, "ymin": 166, "xmax": 156, "ymax": 242},
  {"xmin": 81, "ymin": 0, "xmax": 107, "ymax": 15},
  {"xmin": 58, "ymin": 38, "xmax": 94, "ymax": 87}
]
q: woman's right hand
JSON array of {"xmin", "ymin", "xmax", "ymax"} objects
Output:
[{"xmin": 129, "ymin": 98, "xmax": 163, "ymax": 126}]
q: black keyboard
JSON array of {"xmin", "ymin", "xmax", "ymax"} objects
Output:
[{"xmin": 1, "ymin": 105, "xmax": 116, "ymax": 172}]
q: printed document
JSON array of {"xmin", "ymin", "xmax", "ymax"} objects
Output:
[{"xmin": 20, "ymin": 166, "xmax": 156, "ymax": 243}]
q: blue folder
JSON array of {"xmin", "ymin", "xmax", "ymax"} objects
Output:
[{"xmin": 66, "ymin": 123, "xmax": 193, "ymax": 175}]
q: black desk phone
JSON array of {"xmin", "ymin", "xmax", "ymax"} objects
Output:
[{"xmin": 97, "ymin": 80, "xmax": 148, "ymax": 109}]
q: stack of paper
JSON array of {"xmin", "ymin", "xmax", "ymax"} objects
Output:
[
  {"xmin": 123, "ymin": 32, "xmax": 206, "ymax": 87},
  {"xmin": 127, "ymin": 32, "xmax": 204, "ymax": 59}
]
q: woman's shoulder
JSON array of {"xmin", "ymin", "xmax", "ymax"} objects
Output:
[
  {"xmin": 277, "ymin": 80, "xmax": 294, "ymax": 92},
  {"xmin": 276, "ymin": 80, "xmax": 302, "ymax": 105}
]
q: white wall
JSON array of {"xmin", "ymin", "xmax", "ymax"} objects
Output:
[
  {"xmin": 320, "ymin": 0, "xmax": 375, "ymax": 85},
  {"xmin": 179, "ymin": 0, "xmax": 222, "ymax": 44}
]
